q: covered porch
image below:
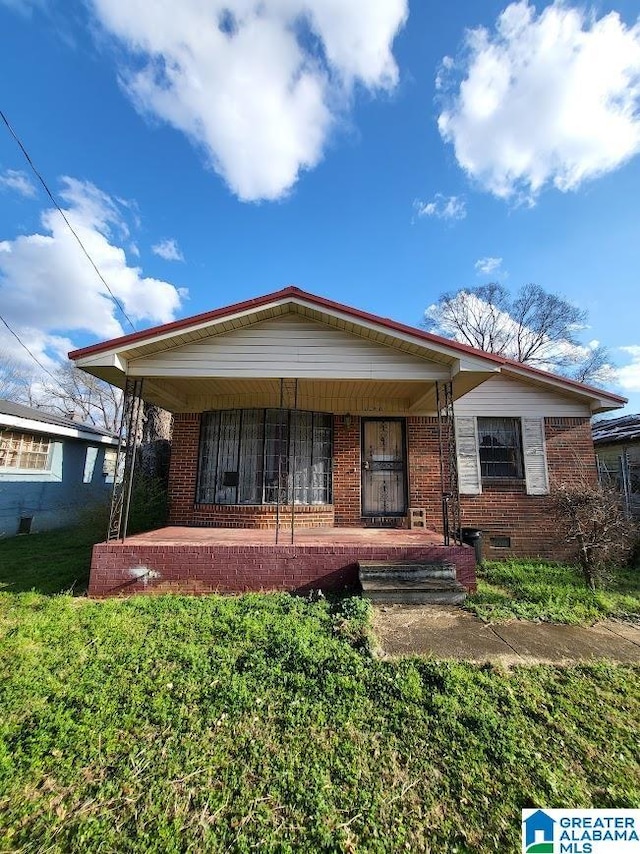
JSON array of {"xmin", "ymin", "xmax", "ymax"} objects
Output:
[{"xmin": 88, "ymin": 525, "xmax": 477, "ymax": 597}]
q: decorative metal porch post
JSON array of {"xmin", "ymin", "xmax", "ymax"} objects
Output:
[
  {"xmin": 107, "ymin": 377, "xmax": 144, "ymax": 542},
  {"xmin": 436, "ymin": 381, "xmax": 462, "ymax": 546}
]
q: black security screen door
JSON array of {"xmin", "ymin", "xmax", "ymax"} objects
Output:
[{"xmin": 361, "ymin": 418, "xmax": 407, "ymax": 516}]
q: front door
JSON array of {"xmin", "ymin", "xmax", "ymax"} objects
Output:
[{"xmin": 361, "ymin": 418, "xmax": 407, "ymax": 517}]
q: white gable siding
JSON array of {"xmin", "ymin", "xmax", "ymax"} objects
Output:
[
  {"xmin": 128, "ymin": 315, "xmax": 452, "ymax": 381},
  {"xmin": 454, "ymin": 374, "xmax": 590, "ymax": 417}
]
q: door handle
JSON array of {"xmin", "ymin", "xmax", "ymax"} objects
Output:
[{"xmin": 363, "ymin": 460, "xmax": 370, "ymax": 471}]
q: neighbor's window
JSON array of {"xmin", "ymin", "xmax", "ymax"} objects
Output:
[
  {"xmin": 197, "ymin": 409, "xmax": 333, "ymax": 505},
  {"xmin": 0, "ymin": 431, "xmax": 52, "ymax": 471},
  {"xmin": 477, "ymin": 417, "xmax": 523, "ymax": 479}
]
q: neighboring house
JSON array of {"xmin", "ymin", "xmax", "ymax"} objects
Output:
[
  {"xmin": 593, "ymin": 413, "xmax": 640, "ymax": 516},
  {"xmin": 69, "ymin": 286, "xmax": 624, "ymax": 596},
  {"xmin": 0, "ymin": 400, "xmax": 119, "ymax": 537}
]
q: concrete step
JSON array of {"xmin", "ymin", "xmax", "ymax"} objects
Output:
[
  {"xmin": 364, "ymin": 589, "xmax": 467, "ymax": 605},
  {"xmin": 362, "ymin": 578, "xmax": 464, "ymax": 592},
  {"xmin": 358, "ymin": 560, "xmax": 456, "ymax": 583},
  {"xmin": 358, "ymin": 560, "xmax": 467, "ymax": 605}
]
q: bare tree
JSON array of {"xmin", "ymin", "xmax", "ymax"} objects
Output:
[
  {"xmin": 35, "ymin": 365, "xmax": 124, "ymax": 433},
  {"xmin": 424, "ymin": 283, "xmax": 612, "ymax": 384},
  {"xmin": 0, "ymin": 350, "xmax": 34, "ymax": 402}
]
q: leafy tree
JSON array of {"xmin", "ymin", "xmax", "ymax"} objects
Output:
[{"xmin": 424, "ymin": 282, "xmax": 612, "ymax": 384}]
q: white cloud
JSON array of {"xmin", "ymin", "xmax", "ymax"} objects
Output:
[
  {"xmin": 152, "ymin": 238, "xmax": 184, "ymax": 262},
  {"xmin": 475, "ymin": 256, "xmax": 502, "ymax": 275},
  {"xmin": 413, "ymin": 194, "xmax": 466, "ymax": 221},
  {"xmin": 617, "ymin": 346, "xmax": 640, "ymax": 392},
  {"xmin": 437, "ymin": 1, "xmax": 640, "ymax": 202},
  {"xmin": 0, "ymin": 169, "xmax": 37, "ymax": 198},
  {"xmin": 87, "ymin": 0, "xmax": 408, "ymax": 201},
  {"xmin": 0, "ymin": 177, "xmax": 185, "ymax": 371}
]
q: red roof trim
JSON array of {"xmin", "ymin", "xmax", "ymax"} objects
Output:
[{"xmin": 68, "ymin": 285, "xmax": 626, "ymax": 404}]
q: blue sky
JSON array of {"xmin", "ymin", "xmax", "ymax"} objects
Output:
[{"xmin": 1, "ymin": 0, "xmax": 639, "ymax": 415}]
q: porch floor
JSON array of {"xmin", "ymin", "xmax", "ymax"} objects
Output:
[
  {"xmin": 122, "ymin": 525, "xmax": 446, "ymax": 547},
  {"xmin": 89, "ymin": 526, "xmax": 476, "ymax": 598}
]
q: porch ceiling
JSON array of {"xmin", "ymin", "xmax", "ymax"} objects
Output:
[{"xmin": 134, "ymin": 374, "xmax": 496, "ymax": 415}]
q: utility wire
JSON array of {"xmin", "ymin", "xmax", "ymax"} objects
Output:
[
  {"xmin": 0, "ymin": 108, "xmax": 137, "ymax": 333},
  {"xmin": 0, "ymin": 313, "xmax": 60, "ymax": 384}
]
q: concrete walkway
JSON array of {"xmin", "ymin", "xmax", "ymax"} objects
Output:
[{"xmin": 372, "ymin": 605, "xmax": 640, "ymax": 665}]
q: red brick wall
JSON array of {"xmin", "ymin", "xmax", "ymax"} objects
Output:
[
  {"xmin": 168, "ymin": 412, "xmax": 338, "ymax": 528},
  {"xmin": 167, "ymin": 411, "xmax": 596, "ymax": 560},
  {"xmin": 333, "ymin": 414, "xmax": 362, "ymax": 526},
  {"xmin": 192, "ymin": 504, "xmax": 334, "ymax": 528},
  {"xmin": 167, "ymin": 413, "xmax": 201, "ymax": 525},
  {"xmin": 456, "ymin": 417, "xmax": 596, "ymax": 560},
  {"xmin": 88, "ymin": 540, "xmax": 475, "ymax": 597},
  {"xmin": 406, "ymin": 417, "xmax": 445, "ymax": 532}
]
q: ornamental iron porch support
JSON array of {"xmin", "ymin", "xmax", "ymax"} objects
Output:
[
  {"xmin": 107, "ymin": 377, "xmax": 144, "ymax": 542},
  {"xmin": 436, "ymin": 381, "xmax": 462, "ymax": 546},
  {"xmin": 275, "ymin": 378, "xmax": 299, "ymax": 544}
]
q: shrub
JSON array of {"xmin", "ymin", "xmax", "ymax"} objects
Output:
[{"xmin": 549, "ymin": 481, "xmax": 636, "ymax": 590}]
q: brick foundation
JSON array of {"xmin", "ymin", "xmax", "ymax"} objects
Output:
[{"xmin": 88, "ymin": 536, "xmax": 476, "ymax": 598}]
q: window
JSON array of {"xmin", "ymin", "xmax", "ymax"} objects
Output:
[
  {"xmin": 197, "ymin": 409, "xmax": 333, "ymax": 505},
  {"xmin": 0, "ymin": 431, "xmax": 51, "ymax": 471},
  {"xmin": 103, "ymin": 449, "xmax": 118, "ymax": 483},
  {"xmin": 477, "ymin": 417, "xmax": 523, "ymax": 479}
]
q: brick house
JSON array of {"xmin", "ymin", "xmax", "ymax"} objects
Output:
[{"xmin": 69, "ymin": 287, "xmax": 625, "ymax": 597}]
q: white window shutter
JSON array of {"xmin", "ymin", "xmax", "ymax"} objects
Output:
[
  {"xmin": 522, "ymin": 417, "xmax": 549, "ymax": 495},
  {"xmin": 455, "ymin": 416, "xmax": 482, "ymax": 495}
]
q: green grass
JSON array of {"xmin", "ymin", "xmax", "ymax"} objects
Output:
[
  {"xmin": 0, "ymin": 530, "xmax": 639, "ymax": 850},
  {"xmin": 0, "ymin": 526, "xmax": 98, "ymax": 595},
  {"xmin": 0, "ymin": 590, "xmax": 639, "ymax": 853},
  {"xmin": 467, "ymin": 560, "xmax": 640, "ymax": 625}
]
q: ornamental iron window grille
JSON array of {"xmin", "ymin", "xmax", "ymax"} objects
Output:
[
  {"xmin": 197, "ymin": 408, "xmax": 333, "ymax": 506},
  {"xmin": 477, "ymin": 417, "xmax": 524, "ymax": 480}
]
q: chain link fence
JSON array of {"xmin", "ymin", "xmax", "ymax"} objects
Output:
[{"xmin": 596, "ymin": 451, "xmax": 640, "ymax": 517}]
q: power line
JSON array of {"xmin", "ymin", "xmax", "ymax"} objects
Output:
[
  {"xmin": 0, "ymin": 313, "xmax": 60, "ymax": 384},
  {"xmin": 0, "ymin": 108, "xmax": 137, "ymax": 333}
]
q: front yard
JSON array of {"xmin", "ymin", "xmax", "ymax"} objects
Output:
[{"xmin": 0, "ymin": 528, "xmax": 638, "ymax": 852}]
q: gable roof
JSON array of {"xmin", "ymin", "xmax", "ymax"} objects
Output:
[
  {"xmin": 69, "ymin": 285, "xmax": 626, "ymax": 411},
  {"xmin": 0, "ymin": 399, "xmax": 118, "ymax": 445}
]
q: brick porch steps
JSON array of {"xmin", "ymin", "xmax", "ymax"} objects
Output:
[{"xmin": 359, "ymin": 560, "xmax": 467, "ymax": 605}]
